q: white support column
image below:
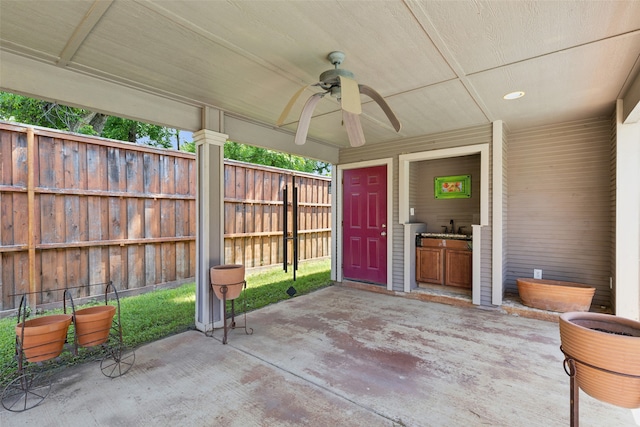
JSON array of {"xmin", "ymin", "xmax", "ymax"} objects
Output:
[
  {"xmin": 616, "ymin": 100, "xmax": 640, "ymax": 321},
  {"xmin": 492, "ymin": 120, "xmax": 504, "ymax": 306},
  {"xmin": 194, "ymin": 129, "xmax": 228, "ymax": 332},
  {"xmin": 330, "ymin": 170, "xmax": 338, "ymax": 282}
]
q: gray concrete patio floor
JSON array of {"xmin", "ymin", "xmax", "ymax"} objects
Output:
[{"xmin": 1, "ymin": 286, "xmax": 637, "ymax": 426}]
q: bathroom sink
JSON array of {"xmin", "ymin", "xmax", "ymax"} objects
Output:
[{"xmin": 419, "ymin": 232, "xmax": 471, "ymax": 240}]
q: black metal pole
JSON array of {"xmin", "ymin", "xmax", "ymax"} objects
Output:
[
  {"xmin": 569, "ymin": 359, "xmax": 579, "ymax": 427},
  {"xmin": 293, "ymin": 182, "xmax": 298, "ymax": 281},
  {"xmin": 283, "ymin": 185, "xmax": 288, "ymax": 273}
]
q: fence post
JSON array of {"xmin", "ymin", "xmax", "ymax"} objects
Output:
[{"xmin": 27, "ymin": 127, "xmax": 36, "ymax": 309}]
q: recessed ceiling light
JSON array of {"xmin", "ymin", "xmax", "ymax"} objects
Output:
[{"xmin": 503, "ymin": 91, "xmax": 525, "ymax": 100}]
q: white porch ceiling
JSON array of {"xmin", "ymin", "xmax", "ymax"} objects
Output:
[{"xmin": 1, "ymin": 0, "xmax": 639, "ymax": 151}]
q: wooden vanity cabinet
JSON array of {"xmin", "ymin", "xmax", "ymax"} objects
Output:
[
  {"xmin": 444, "ymin": 249, "xmax": 472, "ymax": 288},
  {"xmin": 416, "ymin": 247, "xmax": 444, "ymax": 285},
  {"xmin": 416, "ymin": 238, "xmax": 471, "ymax": 288}
]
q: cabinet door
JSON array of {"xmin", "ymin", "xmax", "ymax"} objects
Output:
[
  {"xmin": 445, "ymin": 249, "xmax": 472, "ymax": 288},
  {"xmin": 416, "ymin": 247, "xmax": 444, "ymax": 285}
]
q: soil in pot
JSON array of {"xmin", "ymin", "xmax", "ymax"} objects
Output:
[
  {"xmin": 74, "ymin": 305, "xmax": 116, "ymax": 347},
  {"xmin": 16, "ymin": 314, "xmax": 73, "ymax": 363}
]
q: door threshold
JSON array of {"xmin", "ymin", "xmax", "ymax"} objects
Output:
[
  {"xmin": 339, "ymin": 280, "xmax": 394, "ymax": 295},
  {"xmin": 410, "ymin": 284, "xmax": 474, "ymax": 308}
]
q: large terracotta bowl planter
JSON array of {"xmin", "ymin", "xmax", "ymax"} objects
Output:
[
  {"xmin": 16, "ymin": 314, "xmax": 73, "ymax": 363},
  {"xmin": 517, "ymin": 278, "xmax": 595, "ymax": 312},
  {"xmin": 559, "ymin": 311, "xmax": 640, "ymax": 408},
  {"xmin": 210, "ymin": 264, "xmax": 245, "ymax": 300},
  {"xmin": 74, "ymin": 305, "xmax": 116, "ymax": 347}
]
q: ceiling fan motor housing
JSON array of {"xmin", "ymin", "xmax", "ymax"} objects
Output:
[{"xmin": 319, "ymin": 68, "xmax": 355, "ymax": 89}]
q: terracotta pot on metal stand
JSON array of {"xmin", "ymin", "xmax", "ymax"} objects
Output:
[
  {"xmin": 210, "ymin": 264, "xmax": 252, "ymax": 344},
  {"xmin": 559, "ymin": 312, "xmax": 640, "ymax": 427},
  {"xmin": 74, "ymin": 305, "xmax": 116, "ymax": 347},
  {"xmin": 210, "ymin": 264, "xmax": 245, "ymax": 300},
  {"xmin": 16, "ymin": 315, "xmax": 73, "ymax": 363}
]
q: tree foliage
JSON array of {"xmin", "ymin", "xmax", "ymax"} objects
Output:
[
  {"xmin": 0, "ymin": 92, "xmax": 176, "ymax": 148},
  {"xmin": 101, "ymin": 117, "xmax": 174, "ymax": 148},
  {"xmin": 180, "ymin": 141, "xmax": 331, "ymax": 176}
]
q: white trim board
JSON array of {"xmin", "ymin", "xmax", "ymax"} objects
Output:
[
  {"xmin": 398, "ymin": 144, "xmax": 489, "ymax": 225},
  {"xmin": 399, "ymin": 143, "xmax": 490, "ymax": 306}
]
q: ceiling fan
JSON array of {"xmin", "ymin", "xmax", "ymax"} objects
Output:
[{"xmin": 276, "ymin": 51, "xmax": 402, "ymax": 147}]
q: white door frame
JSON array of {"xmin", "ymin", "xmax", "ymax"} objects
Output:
[
  {"xmin": 336, "ymin": 158, "xmax": 394, "ymax": 291},
  {"xmin": 399, "ymin": 144, "xmax": 490, "ymax": 305}
]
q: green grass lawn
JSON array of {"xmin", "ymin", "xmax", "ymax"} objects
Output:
[{"xmin": 0, "ymin": 259, "xmax": 331, "ymax": 386}]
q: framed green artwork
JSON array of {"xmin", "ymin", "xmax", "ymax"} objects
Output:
[{"xmin": 434, "ymin": 175, "xmax": 471, "ymax": 199}]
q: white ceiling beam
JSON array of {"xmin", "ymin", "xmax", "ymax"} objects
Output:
[
  {"xmin": 1, "ymin": 50, "xmax": 338, "ymax": 162},
  {"xmin": 404, "ymin": 0, "xmax": 492, "ymax": 123},
  {"xmin": 57, "ymin": 0, "xmax": 114, "ymax": 67},
  {"xmin": 1, "ymin": 50, "xmax": 201, "ymax": 130},
  {"xmin": 224, "ymin": 114, "xmax": 339, "ymax": 164}
]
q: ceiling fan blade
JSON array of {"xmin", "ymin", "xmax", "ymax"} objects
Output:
[
  {"xmin": 338, "ymin": 76, "xmax": 362, "ymax": 115},
  {"xmin": 343, "ymin": 110, "xmax": 366, "ymax": 147},
  {"xmin": 276, "ymin": 84, "xmax": 314, "ymax": 127},
  {"xmin": 359, "ymin": 84, "xmax": 402, "ymax": 132},
  {"xmin": 294, "ymin": 93, "xmax": 323, "ymax": 145}
]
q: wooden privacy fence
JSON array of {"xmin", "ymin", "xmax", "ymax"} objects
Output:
[
  {"xmin": 0, "ymin": 122, "xmax": 331, "ymax": 311},
  {"xmin": 0, "ymin": 123, "xmax": 196, "ymax": 311},
  {"xmin": 223, "ymin": 160, "xmax": 332, "ymax": 269}
]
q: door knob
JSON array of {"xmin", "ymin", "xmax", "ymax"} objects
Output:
[{"xmin": 381, "ymin": 231, "xmax": 387, "ymax": 236}]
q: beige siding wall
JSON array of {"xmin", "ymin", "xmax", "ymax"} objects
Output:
[
  {"xmin": 506, "ymin": 118, "xmax": 612, "ymax": 307},
  {"xmin": 339, "ymin": 125, "xmax": 493, "ymax": 297}
]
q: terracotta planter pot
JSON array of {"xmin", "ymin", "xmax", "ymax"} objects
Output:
[
  {"xmin": 210, "ymin": 264, "xmax": 245, "ymax": 300},
  {"xmin": 517, "ymin": 278, "xmax": 595, "ymax": 312},
  {"xmin": 74, "ymin": 305, "xmax": 116, "ymax": 347},
  {"xmin": 559, "ymin": 312, "xmax": 640, "ymax": 408},
  {"xmin": 16, "ymin": 314, "xmax": 73, "ymax": 363}
]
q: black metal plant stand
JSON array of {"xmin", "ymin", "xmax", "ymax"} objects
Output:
[
  {"xmin": 1, "ymin": 283, "xmax": 135, "ymax": 412},
  {"xmin": 207, "ymin": 280, "xmax": 253, "ymax": 344},
  {"xmin": 562, "ymin": 354, "xmax": 580, "ymax": 427},
  {"xmin": 561, "ymin": 346, "xmax": 640, "ymax": 427}
]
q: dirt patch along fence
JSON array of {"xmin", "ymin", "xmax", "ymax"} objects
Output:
[{"xmin": 0, "ymin": 123, "xmax": 331, "ymax": 311}]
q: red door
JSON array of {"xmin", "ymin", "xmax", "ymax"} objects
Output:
[{"xmin": 343, "ymin": 165, "xmax": 387, "ymax": 285}]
